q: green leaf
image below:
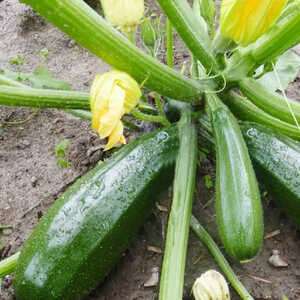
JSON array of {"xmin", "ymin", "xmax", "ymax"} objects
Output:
[
  {"xmin": 55, "ymin": 139, "xmax": 69, "ymax": 157},
  {"xmin": 257, "ymin": 50, "xmax": 300, "ymax": 93},
  {"xmin": 204, "ymin": 174, "xmax": 213, "ymax": 189},
  {"xmin": 57, "ymin": 157, "xmax": 72, "ymax": 168},
  {"xmin": 192, "ymin": 0, "xmax": 208, "ymax": 34},
  {"xmin": 40, "ymin": 48, "xmax": 50, "ymax": 58},
  {"xmin": 141, "ymin": 17, "xmax": 157, "ymax": 51},
  {"xmin": 1, "ymin": 67, "xmax": 70, "ymax": 90},
  {"xmin": 9, "ymin": 54, "xmax": 25, "ymax": 66},
  {"xmin": 25, "ymin": 67, "xmax": 70, "ymax": 90}
]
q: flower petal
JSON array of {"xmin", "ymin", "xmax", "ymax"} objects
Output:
[
  {"xmin": 104, "ymin": 120, "xmax": 125, "ymax": 151},
  {"xmin": 98, "ymin": 84, "xmax": 125, "ymax": 138},
  {"xmin": 220, "ymin": 0, "xmax": 287, "ymax": 46}
]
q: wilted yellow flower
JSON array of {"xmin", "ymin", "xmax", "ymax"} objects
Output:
[
  {"xmin": 220, "ymin": 0, "xmax": 287, "ymax": 46},
  {"xmin": 100, "ymin": 0, "xmax": 144, "ymax": 33},
  {"xmin": 192, "ymin": 270, "xmax": 230, "ymax": 300},
  {"xmin": 90, "ymin": 70, "xmax": 141, "ymax": 150}
]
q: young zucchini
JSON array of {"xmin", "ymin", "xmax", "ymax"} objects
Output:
[
  {"xmin": 14, "ymin": 126, "xmax": 179, "ymax": 300},
  {"xmin": 197, "ymin": 114, "xmax": 300, "ymax": 226},
  {"xmin": 240, "ymin": 122, "xmax": 300, "ymax": 226},
  {"xmin": 206, "ymin": 94, "xmax": 263, "ymax": 262}
]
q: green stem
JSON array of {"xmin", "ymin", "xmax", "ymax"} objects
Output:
[
  {"xmin": 0, "ymin": 75, "xmax": 25, "ymax": 88},
  {"xmin": 224, "ymin": 7, "xmax": 300, "ymax": 82},
  {"xmin": 0, "ymin": 75, "xmax": 92, "ymax": 123},
  {"xmin": 0, "ymin": 225, "xmax": 13, "ymax": 230},
  {"xmin": 20, "ymin": 0, "xmax": 215, "ymax": 101},
  {"xmin": 64, "ymin": 109, "xmax": 91, "ymax": 120},
  {"xmin": 157, "ymin": 0, "xmax": 219, "ymax": 75},
  {"xmin": 0, "ymin": 85, "xmax": 90, "ymax": 110},
  {"xmin": 224, "ymin": 91, "xmax": 300, "ymax": 140},
  {"xmin": 190, "ymin": 216, "xmax": 254, "ymax": 300},
  {"xmin": 212, "ymin": 30, "xmax": 236, "ymax": 56},
  {"xmin": 191, "ymin": 55, "xmax": 200, "ymax": 79},
  {"xmin": 166, "ymin": 20, "xmax": 174, "ymax": 69},
  {"xmin": 159, "ymin": 108, "xmax": 197, "ymax": 300},
  {"xmin": 132, "ymin": 109, "xmax": 169, "ymax": 126},
  {"xmin": 0, "ymin": 252, "xmax": 20, "ymax": 278},
  {"xmin": 239, "ymin": 78, "xmax": 300, "ymax": 126},
  {"xmin": 153, "ymin": 92, "xmax": 170, "ymax": 126},
  {"xmin": 126, "ymin": 30, "xmax": 136, "ymax": 44}
]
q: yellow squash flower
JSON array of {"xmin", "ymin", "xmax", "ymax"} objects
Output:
[
  {"xmin": 192, "ymin": 270, "xmax": 230, "ymax": 300},
  {"xmin": 90, "ymin": 70, "xmax": 141, "ymax": 151},
  {"xmin": 220, "ymin": 0, "xmax": 287, "ymax": 46},
  {"xmin": 100, "ymin": 0, "xmax": 144, "ymax": 33}
]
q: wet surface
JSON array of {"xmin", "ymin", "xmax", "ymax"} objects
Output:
[{"xmin": 1, "ymin": 1, "xmax": 300, "ymax": 299}]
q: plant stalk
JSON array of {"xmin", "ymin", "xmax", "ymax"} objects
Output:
[
  {"xmin": 0, "ymin": 85, "xmax": 90, "ymax": 110},
  {"xmin": 159, "ymin": 108, "xmax": 197, "ymax": 300},
  {"xmin": 239, "ymin": 78, "xmax": 300, "ymax": 126},
  {"xmin": 0, "ymin": 252, "xmax": 20, "ymax": 278},
  {"xmin": 0, "ymin": 75, "xmax": 25, "ymax": 88},
  {"xmin": 20, "ymin": 0, "xmax": 215, "ymax": 101},
  {"xmin": 190, "ymin": 216, "xmax": 254, "ymax": 300},
  {"xmin": 166, "ymin": 20, "xmax": 174, "ymax": 69},
  {"xmin": 224, "ymin": 91, "xmax": 300, "ymax": 140},
  {"xmin": 223, "ymin": 6, "xmax": 300, "ymax": 82},
  {"xmin": 132, "ymin": 109, "xmax": 169, "ymax": 126},
  {"xmin": 157, "ymin": 0, "xmax": 219, "ymax": 75}
]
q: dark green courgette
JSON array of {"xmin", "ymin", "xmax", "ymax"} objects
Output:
[
  {"xmin": 241, "ymin": 122, "xmax": 300, "ymax": 226},
  {"xmin": 14, "ymin": 126, "xmax": 179, "ymax": 300},
  {"xmin": 206, "ymin": 94, "xmax": 263, "ymax": 262},
  {"xmin": 197, "ymin": 115, "xmax": 300, "ymax": 227}
]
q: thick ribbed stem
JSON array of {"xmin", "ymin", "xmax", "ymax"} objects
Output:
[
  {"xmin": 20, "ymin": 0, "xmax": 216, "ymax": 101},
  {"xmin": 157, "ymin": 0, "xmax": 219, "ymax": 75},
  {"xmin": 239, "ymin": 78, "xmax": 300, "ymax": 126},
  {"xmin": 224, "ymin": 91, "xmax": 300, "ymax": 140},
  {"xmin": 159, "ymin": 108, "xmax": 197, "ymax": 300},
  {"xmin": 0, "ymin": 85, "xmax": 90, "ymax": 110},
  {"xmin": 224, "ymin": 7, "xmax": 300, "ymax": 82}
]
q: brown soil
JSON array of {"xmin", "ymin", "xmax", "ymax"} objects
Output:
[{"xmin": 0, "ymin": 1, "xmax": 300, "ymax": 299}]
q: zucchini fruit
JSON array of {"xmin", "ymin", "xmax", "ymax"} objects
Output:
[
  {"xmin": 14, "ymin": 126, "xmax": 179, "ymax": 300},
  {"xmin": 206, "ymin": 94, "xmax": 263, "ymax": 262},
  {"xmin": 241, "ymin": 122, "xmax": 300, "ymax": 226},
  {"xmin": 197, "ymin": 115, "xmax": 300, "ymax": 227}
]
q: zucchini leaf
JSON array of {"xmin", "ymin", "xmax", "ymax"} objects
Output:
[
  {"xmin": 257, "ymin": 49, "xmax": 300, "ymax": 93},
  {"xmin": 0, "ymin": 67, "xmax": 70, "ymax": 90}
]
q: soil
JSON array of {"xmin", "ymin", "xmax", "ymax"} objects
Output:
[{"xmin": 1, "ymin": 1, "xmax": 300, "ymax": 299}]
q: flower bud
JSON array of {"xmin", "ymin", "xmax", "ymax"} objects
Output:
[
  {"xmin": 141, "ymin": 17, "xmax": 157, "ymax": 49},
  {"xmin": 100, "ymin": 0, "xmax": 144, "ymax": 33},
  {"xmin": 220, "ymin": 0, "xmax": 287, "ymax": 46},
  {"xmin": 90, "ymin": 70, "xmax": 141, "ymax": 150},
  {"xmin": 192, "ymin": 270, "xmax": 230, "ymax": 300}
]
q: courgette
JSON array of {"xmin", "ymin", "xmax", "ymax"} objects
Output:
[
  {"xmin": 197, "ymin": 115, "xmax": 300, "ymax": 227},
  {"xmin": 206, "ymin": 94, "xmax": 263, "ymax": 262},
  {"xmin": 241, "ymin": 122, "xmax": 300, "ymax": 226},
  {"xmin": 14, "ymin": 126, "xmax": 179, "ymax": 300}
]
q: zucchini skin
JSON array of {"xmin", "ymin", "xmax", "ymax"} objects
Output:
[
  {"xmin": 207, "ymin": 95, "xmax": 263, "ymax": 262},
  {"xmin": 197, "ymin": 115, "xmax": 300, "ymax": 227},
  {"xmin": 240, "ymin": 122, "xmax": 300, "ymax": 226},
  {"xmin": 14, "ymin": 126, "xmax": 179, "ymax": 300}
]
